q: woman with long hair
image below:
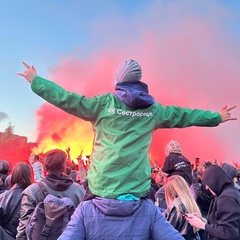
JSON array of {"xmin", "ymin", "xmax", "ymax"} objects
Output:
[
  {"xmin": 164, "ymin": 175, "xmax": 201, "ymax": 240},
  {"xmin": 0, "ymin": 162, "xmax": 32, "ymax": 239}
]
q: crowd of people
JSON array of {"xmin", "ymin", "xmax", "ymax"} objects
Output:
[
  {"xmin": 0, "ymin": 143, "xmax": 239, "ymax": 240},
  {"xmin": 0, "ymin": 58, "xmax": 238, "ymax": 239},
  {"xmin": 153, "ymin": 140, "xmax": 240, "ymax": 240}
]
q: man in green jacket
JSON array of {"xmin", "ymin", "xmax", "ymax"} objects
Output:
[{"xmin": 18, "ymin": 59, "xmax": 237, "ymax": 200}]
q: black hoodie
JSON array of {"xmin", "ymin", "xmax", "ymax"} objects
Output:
[
  {"xmin": 202, "ymin": 165, "xmax": 240, "ymax": 240},
  {"xmin": 42, "ymin": 173, "xmax": 73, "ymax": 191}
]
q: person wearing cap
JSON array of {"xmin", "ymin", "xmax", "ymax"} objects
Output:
[
  {"xmin": 155, "ymin": 140, "xmax": 194, "ymax": 209},
  {"xmin": 17, "ymin": 59, "xmax": 237, "ymax": 201},
  {"xmin": 162, "ymin": 140, "xmax": 193, "ymax": 186}
]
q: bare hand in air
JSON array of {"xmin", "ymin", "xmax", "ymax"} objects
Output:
[
  {"xmin": 17, "ymin": 61, "xmax": 37, "ymax": 83},
  {"xmin": 219, "ymin": 105, "xmax": 237, "ymax": 123}
]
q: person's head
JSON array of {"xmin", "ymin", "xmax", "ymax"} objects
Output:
[
  {"xmin": 5, "ymin": 174, "xmax": 11, "ymax": 189},
  {"xmin": 114, "ymin": 59, "xmax": 142, "ymax": 85},
  {"xmin": 0, "ymin": 160, "xmax": 10, "ymax": 175},
  {"xmin": 202, "ymin": 165, "xmax": 233, "ymax": 196},
  {"xmin": 33, "ymin": 154, "xmax": 43, "ymax": 163},
  {"xmin": 221, "ymin": 163, "xmax": 238, "ymax": 181},
  {"xmin": 165, "ymin": 175, "xmax": 201, "ymax": 219},
  {"xmin": 44, "ymin": 149, "xmax": 67, "ymax": 174},
  {"xmin": 164, "ymin": 140, "xmax": 182, "ymax": 157},
  {"xmin": 11, "ymin": 162, "xmax": 32, "ymax": 189},
  {"xmin": 65, "ymin": 167, "xmax": 71, "ymax": 176},
  {"xmin": 70, "ymin": 163, "xmax": 76, "ymax": 171},
  {"xmin": 155, "ymin": 171, "xmax": 164, "ymax": 186},
  {"xmin": 203, "ymin": 161, "xmax": 212, "ymax": 168}
]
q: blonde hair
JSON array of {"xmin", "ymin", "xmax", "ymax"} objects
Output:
[{"xmin": 165, "ymin": 175, "xmax": 201, "ymax": 233}]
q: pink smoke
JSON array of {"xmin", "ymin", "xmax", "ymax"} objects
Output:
[{"xmin": 34, "ymin": 1, "xmax": 240, "ymax": 166}]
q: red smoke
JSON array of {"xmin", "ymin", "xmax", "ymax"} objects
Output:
[{"xmin": 32, "ymin": 1, "xmax": 240, "ymax": 166}]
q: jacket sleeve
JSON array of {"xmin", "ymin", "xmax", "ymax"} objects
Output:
[
  {"xmin": 16, "ymin": 184, "xmax": 42, "ymax": 240},
  {"xmin": 192, "ymin": 171, "xmax": 204, "ymax": 198},
  {"xmin": 205, "ymin": 193, "xmax": 240, "ymax": 239},
  {"xmin": 0, "ymin": 192, "xmax": 7, "ymax": 222},
  {"xmin": 16, "ymin": 193, "xmax": 37, "ymax": 240},
  {"xmin": 155, "ymin": 104, "xmax": 221, "ymax": 129},
  {"xmin": 58, "ymin": 202, "xmax": 85, "ymax": 240},
  {"xmin": 155, "ymin": 185, "xmax": 167, "ymax": 209},
  {"xmin": 31, "ymin": 76, "xmax": 104, "ymax": 121},
  {"xmin": 152, "ymin": 208, "xmax": 184, "ymax": 240}
]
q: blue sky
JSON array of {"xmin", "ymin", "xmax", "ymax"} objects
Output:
[
  {"xmin": 0, "ymin": 0, "xmax": 150, "ymax": 139},
  {"xmin": 0, "ymin": 0, "xmax": 240, "ymax": 163}
]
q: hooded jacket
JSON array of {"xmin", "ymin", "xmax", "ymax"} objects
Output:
[
  {"xmin": 58, "ymin": 197, "xmax": 185, "ymax": 240},
  {"xmin": 192, "ymin": 170, "xmax": 214, "ymax": 218},
  {"xmin": 30, "ymin": 59, "xmax": 222, "ymax": 199},
  {"xmin": 221, "ymin": 163, "xmax": 238, "ymax": 179},
  {"xmin": 16, "ymin": 173, "xmax": 85, "ymax": 240},
  {"xmin": 202, "ymin": 165, "xmax": 240, "ymax": 240},
  {"xmin": 221, "ymin": 163, "xmax": 240, "ymax": 190}
]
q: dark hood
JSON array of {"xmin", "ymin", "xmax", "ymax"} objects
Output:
[
  {"xmin": 221, "ymin": 163, "xmax": 238, "ymax": 179},
  {"xmin": 114, "ymin": 80, "xmax": 155, "ymax": 108},
  {"xmin": 202, "ymin": 165, "xmax": 234, "ymax": 196},
  {"xmin": 92, "ymin": 197, "xmax": 141, "ymax": 217},
  {"xmin": 42, "ymin": 173, "xmax": 73, "ymax": 191}
]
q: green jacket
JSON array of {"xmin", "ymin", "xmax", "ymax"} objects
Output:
[{"xmin": 31, "ymin": 76, "xmax": 221, "ymax": 198}]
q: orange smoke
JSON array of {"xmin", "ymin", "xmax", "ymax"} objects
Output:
[{"xmin": 32, "ymin": 104, "xmax": 94, "ymax": 162}]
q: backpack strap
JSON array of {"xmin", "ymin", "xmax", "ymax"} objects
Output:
[
  {"xmin": 37, "ymin": 182, "xmax": 51, "ymax": 240},
  {"xmin": 40, "ymin": 224, "xmax": 52, "ymax": 240},
  {"xmin": 37, "ymin": 181, "xmax": 49, "ymax": 200}
]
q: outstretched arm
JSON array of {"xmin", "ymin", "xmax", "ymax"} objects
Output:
[
  {"xmin": 66, "ymin": 147, "xmax": 72, "ymax": 166},
  {"xmin": 17, "ymin": 61, "xmax": 37, "ymax": 83},
  {"xmin": 219, "ymin": 105, "xmax": 237, "ymax": 123}
]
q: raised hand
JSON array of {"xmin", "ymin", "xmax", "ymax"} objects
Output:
[
  {"xmin": 66, "ymin": 147, "xmax": 71, "ymax": 154},
  {"xmin": 220, "ymin": 105, "xmax": 237, "ymax": 123},
  {"xmin": 17, "ymin": 61, "xmax": 37, "ymax": 83}
]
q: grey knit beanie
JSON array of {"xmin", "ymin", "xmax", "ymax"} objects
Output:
[{"xmin": 114, "ymin": 59, "xmax": 142, "ymax": 84}]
